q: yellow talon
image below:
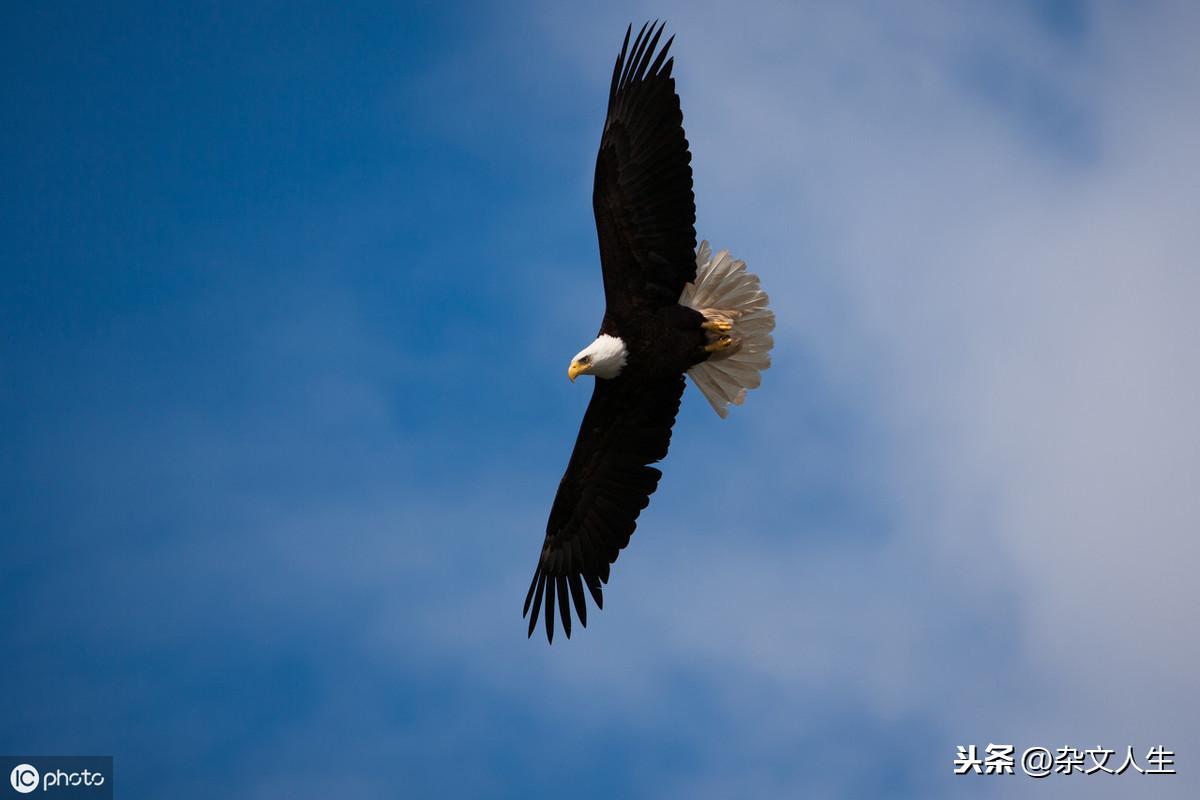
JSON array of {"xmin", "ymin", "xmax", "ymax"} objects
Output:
[
  {"xmin": 702, "ymin": 319, "xmax": 733, "ymax": 333},
  {"xmin": 704, "ymin": 335, "xmax": 735, "ymax": 353}
]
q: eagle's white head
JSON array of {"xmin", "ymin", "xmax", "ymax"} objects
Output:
[{"xmin": 568, "ymin": 334, "xmax": 628, "ymax": 381}]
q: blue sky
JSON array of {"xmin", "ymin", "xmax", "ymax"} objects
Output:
[{"xmin": 3, "ymin": 2, "xmax": 1197, "ymax": 798}]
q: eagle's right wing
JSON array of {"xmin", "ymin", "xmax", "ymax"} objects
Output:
[
  {"xmin": 593, "ymin": 22, "xmax": 698, "ymax": 321},
  {"xmin": 523, "ymin": 374, "xmax": 684, "ymax": 642}
]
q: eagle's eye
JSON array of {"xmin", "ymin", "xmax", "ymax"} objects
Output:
[{"xmin": 580, "ymin": 355, "xmax": 591, "ymax": 364}]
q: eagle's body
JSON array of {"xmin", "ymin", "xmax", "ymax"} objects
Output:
[
  {"xmin": 524, "ymin": 23, "xmax": 775, "ymax": 642},
  {"xmin": 599, "ymin": 305, "xmax": 708, "ymax": 378}
]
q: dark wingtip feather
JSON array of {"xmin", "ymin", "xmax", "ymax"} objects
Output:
[
  {"xmin": 557, "ymin": 575, "xmax": 572, "ymax": 639},
  {"xmin": 568, "ymin": 573, "xmax": 588, "ymax": 628},
  {"xmin": 634, "ymin": 21, "xmax": 665, "ymax": 82},
  {"xmin": 629, "ymin": 21, "xmax": 655, "ymax": 82},
  {"xmin": 522, "ymin": 565, "xmax": 540, "ymax": 617},
  {"xmin": 620, "ymin": 21, "xmax": 651, "ymax": 88},
  {"xmin": 584, "ymin": 573, "xmax": 604, "ymax": 610},
  {"xmin": 649, "ymin": 33, "xmax": 674, "ymax": 76},
  {"xmin": 526, "ymin": 568, "xmax": 545, "ymax": 638},
  {"xmin": 629, "ymin": 21, "xmax": 653, "ymax": 81},
  {"xmin": 544, "ymin": 575, "xmax": 557, "ymax": 644},
  {"xmin": 610, "ymin": 24, "xmax": 633, "ymax": 105}
]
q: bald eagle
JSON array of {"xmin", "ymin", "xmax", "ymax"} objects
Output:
[{"xmin": 523, "ymin": 22, "xmax": 774, "ymax": 642}]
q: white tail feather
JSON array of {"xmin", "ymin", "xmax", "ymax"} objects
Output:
[{"xmin": 680, "ymin": 241, "xmax": 775, "ymax": 418}]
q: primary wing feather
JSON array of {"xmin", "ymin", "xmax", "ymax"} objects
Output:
[
  {"xmin": 593, "ymin": 21, "xmax": 697, "ymax": 319},
  {"xmin": 524, "ymin": 375, "xmax": 684, "ymax": 642}
]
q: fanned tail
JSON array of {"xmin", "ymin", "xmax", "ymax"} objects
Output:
[{"xmin": 680, "ymin": 241, "xmax": 775, "ymax": 418}]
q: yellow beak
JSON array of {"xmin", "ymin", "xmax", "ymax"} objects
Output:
[{"xmin": 567, "ymin": 361, "xmax": 588, "ymax": 382}]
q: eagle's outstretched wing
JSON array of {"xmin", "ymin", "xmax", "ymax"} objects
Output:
[
  {"xmin": 524, "ymin": 374, "xmax": 684, "ymax": 642},
  {"xmin": 593, "ymin": 22, "xmax": 697, "ymax": 321}
]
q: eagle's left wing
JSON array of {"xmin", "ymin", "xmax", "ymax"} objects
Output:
[
  {"xmin": 523, "ymin": 374, "xmax": 684, "ymax": 642},
  {"xmin": 593, "ymin": 22, "xmax": 697, "ymax": 321}
]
